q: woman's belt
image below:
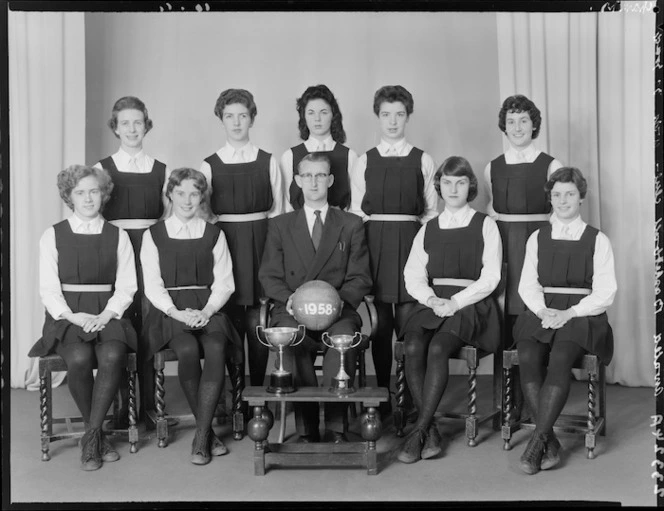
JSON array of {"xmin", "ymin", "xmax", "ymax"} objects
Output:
[
  {"xmin": 432, "ymin": 278, "xmax": 475, "ymax": 287},
  {"xmin": 217, "ymin": 211, "xmax": 268, "ymax": 222},
  {"xmin": 61, "ymin": 284, "xmax": 113, "ymax": 292},
  {"xmin": 165, "ymin": 285, "xmax": 209, "ymax": 291},
  {"xmin": 495, "ymin": 213, "xmax": 550, "ymax": 222},
  {"xmin": 543, "ymin": 286, "xmax": 591, "ymax": 295},
  {"xmin": 109, "ymin": 218, "xmax": 159, "ymax": 230},
  {"xmin": 368, "ymin": 214, "xmax": 419, "ymax": 222}
]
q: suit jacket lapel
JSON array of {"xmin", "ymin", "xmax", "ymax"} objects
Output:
[
  {"xmin": 291, "ymin": 209, "xmax": 316, "ymax": 269},
  {"xmin": 306, "ymin": 208, "xmax": 343, "ymax": 281}
]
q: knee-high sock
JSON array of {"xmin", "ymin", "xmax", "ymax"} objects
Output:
[
  {"xmin": 90, "ymin": 340, "xmax": 128, "ymax": 429},
  {"xmin": 413, "ymin": 332, "xmax": 464, "ymax": 431},
  {"xmin": 56, "ymin": 341, "xmax": 96, "ymax": 424}
]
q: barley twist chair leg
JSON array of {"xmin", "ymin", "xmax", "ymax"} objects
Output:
[
  {"xmin": 40, "ymin": 371, "xmax": 51, "ymax": 461},
  {"xmin": 466, "ymin": 365, "xmax": 478, "ymax": 447},
  {"xmin": 502, "ymin": 366, "xmax": 513, "ymax": 451}
]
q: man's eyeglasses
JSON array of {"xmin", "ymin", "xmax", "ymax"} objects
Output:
[{"xmin": 299, "ymin": 173, "xmax": 330, "ymax": 183}]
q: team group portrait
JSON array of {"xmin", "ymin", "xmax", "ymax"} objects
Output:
[{"xmin": 5, "ymin": 4, "xmax": 659, "ymax": 507}]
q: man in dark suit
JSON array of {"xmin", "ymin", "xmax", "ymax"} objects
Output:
[{"xmin": 259, "ymin": 152, "xmax": 372, "ymax": 443}]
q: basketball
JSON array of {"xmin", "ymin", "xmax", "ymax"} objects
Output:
[{"xmin": 291, "ymin": 280, "xmax": 342, "ymax": 331}]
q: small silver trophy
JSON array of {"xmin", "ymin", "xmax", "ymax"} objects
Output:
[
  {"xmin": 255, "ymin": 325, "xmax": 306, "ymax": 393},
  {"xmin": 321, "ymin": 332, "xmax": 362, "ymax": 394}
]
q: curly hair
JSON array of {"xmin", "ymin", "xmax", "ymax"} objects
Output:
[
  {"xmin": 544, "ymin": 166, "xmax": 588, "ymax": 201},
  {"xmin": 373, "ymin": 85, "xmax": 414, "ymax": 116},
  {"xmin": 214, "ymin": 89, "xmax": 257, "ymax": 121},
  {"xmin": 498, "ymin": 94, "xmax": 542, "ymax": 139},
  {"xmin": 165, "ymin": 168, "xmax": 209, "ymax": 199},
  {"xmin": 296, "ymin": 84, "xmax": 346, "ymax": 144},
  {"xmin": 58, "ymin": 165, "xmax": 114, "ymax": 211},
  {"xmin": 434, "ymin": 156, "xmax": 478, "ymax": 202},
  {"xmin": 107, "ymin": 96, "xmax": 153, "ymax": 137}
]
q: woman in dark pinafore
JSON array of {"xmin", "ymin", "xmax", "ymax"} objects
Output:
[
  {"xmin": 29, "ymin": 165, "xmax": 138, "ymax": 471},
  {"xmin": 350, "ymin": 85, "xmax": 438, "ymax": 416},
  {"xmin": 279, "ymin": 84, "xmax": 358, "ymax": 212},
  {"xmin": 513, "ymin": 167, "xmax": 616, "ymax": 475},
  {"xmin": 141, "ymin": 168, "xmax": 242, "ymax": 465},
  {"xmin": 199, "ymin": 89, "xmax": 283, "ymax": 388},
  {"xmin": 483, "ymin": 95, "xmax": 563, "ymax": 341},
  {"xmin": 398, "ymin": 157, "xmax": 502, "ymax": 463}
]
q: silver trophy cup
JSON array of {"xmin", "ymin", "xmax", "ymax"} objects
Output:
[
  {"xmin": 321, "ymin": 332, "xmax": 362, "ymax": 394},
  {"xmin": 255, "ymin": 325, "xmax": 306, "ymax": 393}
]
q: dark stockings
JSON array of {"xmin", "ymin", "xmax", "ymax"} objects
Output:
[
  {"xmin": 169, "ymin": 332, "xmax": 226, "ymax": 431},
  {"xmin": 228, "ymin": 304, "xmax": 265, "ymax": 387},
  {"xmin": 518, "ymin": 339, "xmax": 585, "ymax": 434},
  {"xmin": 404, "ymin": 331, "xmax": 464, "ymax": 431},
  {"xmin": 374, "ymin": 302, "xmax": 412, "ymax": 390},
  {"xmin": 56, "ymin": 339, "xmax": 128, "ymax": 429}
]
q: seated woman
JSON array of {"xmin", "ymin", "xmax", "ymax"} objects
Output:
[
  {"xmin": 399, "ymin": 156, "xmax": 502, "ymax": 464},
  {"xmin": 141, "ymin": 168, "xmax": 242, "ymax": 466},
  {"xmin": 514, "ymin": 166, "xmax": 617, "ymax": 475},
  {"xmin": 29, "ymin": 165, "xmax": 138, "ymax": 471}
]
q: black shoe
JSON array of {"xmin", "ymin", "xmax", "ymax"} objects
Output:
[
  {"xmin": 297, "ymin": 432, "xmax": 321, "ymax": 443},
  {"xmin": 397, "ymin": 427, "xmax": 425, "ymax": 464},
  {"xmin": 80, "ymin": 428, "xmax": 103, "ymax": 471},
  {"xmin": 421, "ymin": 422, "xmax": 442, "ymax": 460},
  {"xmin": 379, "ymin": 401, "xmax": 393, "ymax": 420},
  {"xmin": 541, "ymin": 432, "xmax": 561, "ymax": 470},
  {"xmin": 519, "ymin": 432, "xmax": 547, "ymax": 475},
  {"xmin": 325, "ymin": 430, "xmax": 348, "ymax": 444}
]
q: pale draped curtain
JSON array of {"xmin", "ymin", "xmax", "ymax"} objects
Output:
[
  {"xmin": 496, "ymin": 10, "xmax": 655, "ymax": 387},
  {"xmin": 9, "ymin": 11, "xmax": 86, "ymax": 389}
]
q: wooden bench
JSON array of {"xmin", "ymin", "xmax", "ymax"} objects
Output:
[{"xmin": 242, "ymin": 386, "xmax": 389, "ymax": 475}]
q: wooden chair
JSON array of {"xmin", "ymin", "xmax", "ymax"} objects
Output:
[
  {"xmin": 257, "ymin": 295, "xmax": 378, "ymax": 443},
  {"xmin": 501, "ymin": 350, "xmax": 607, "ymax": 459},
  {"xmin": 392, "ymin": 271, "xmax": 507, "ymax": 446},
  {"xmin": 37, "ymin": 352, "xmax": 139, "ymax": 461},
  {"xmin": 146, "ymin": 343, "xmax": 245, "ymax": 448}
]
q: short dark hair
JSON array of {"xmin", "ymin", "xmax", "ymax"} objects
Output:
[
  {"xmin": 296, "ymin": 84, "xmax": 346, "ymax": 144},
  {"xmin": 107, "ymin": 96, "xmax": 153, "ymax": 137},
  {"xmin": 373, "ymin": 85, "xmax": 414, "ymax": 116},
  {"xmin": 434, "ymin": 156, "xmax": 478, "ymax": 202},
  {"xmin": 214, "ymin": 89, "xmax": 257, "ymax": 121},
  {"xmin": 296, "ymin": 152, "xmax": 332, "ymax": 175},
  {"xmin": 58, "ymin": 165, "xmax": 114, "ymax": 211},
  {"xmin": 498, "ymin": 94, "xmax": 542, "ymax": 139},
  {"xmin": 544, "ymin": 166, "xmax": 588, "ymax": 201}
]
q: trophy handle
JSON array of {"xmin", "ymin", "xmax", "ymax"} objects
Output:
[
  {"xmin": 350, "ymin": 331, "xmax": 363, "ymax": 349},
  {"xmin": 255, "ymin": 325, "xmax": 272, "ymax": 348},
  {"xmin": 321, "ymin": 331, "xmax": 333, "ymax": 349},
  {"xmin": 290, "ymin": 324, "xmax": 307, "ymax": 347}
]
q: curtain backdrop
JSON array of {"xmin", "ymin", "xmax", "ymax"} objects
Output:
[
  {"xmin": 496, "ymin": 10, "xmax": 656, "ymax": 387},
  {"xmin": 9, "ymin": 10, "xmax": 86, "ymax": 389}
]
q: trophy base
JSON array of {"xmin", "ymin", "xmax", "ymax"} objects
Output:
[
  {"xmin": 266, "ymin": 373, "xmax": 296, "ymax": 394},
  {"xmin": 328, "ymin": 379, "xmax": 356, "ymax": 395}
]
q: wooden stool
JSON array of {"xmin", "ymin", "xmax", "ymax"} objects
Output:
[
  {"xmin": 393, "ymin": 343, "xmax": 502, "ymax": 445},
  {"xmin": 258, "ymin": 296, "xmax": 378, "ymax": 443},
  {"xmin": 501, "ymin": 350, "xmax": 607, "ymax": 459},
  {"xmin": 37, "ymin": 352, "xmax": 139, "ymax": 461},
  {"xmin": 147, "ymin": 347, "xmax": 245, "ymax": 448},
  {"xmin": 243, "ymin": 386, "xmax": 389, "ymax": 475}
]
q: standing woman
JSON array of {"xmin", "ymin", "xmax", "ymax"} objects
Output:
[
  {"xmin": 514, "ymin": 167, "xmax": 616, "ymax": 475},
  {"xmin": 484, "ymin": 95, "xmax": 563, "ymax": 339},
  {"xmin": 141, "ymin": 168, "xmax": 243, "ymax": 465},
  {"xmin": 399, "ymin": 157, "xmax": 502, "ymax": 463},
  {"xmin": 279, "ymin": 84, "xmax": 358, "ymax": 212},
  {"xmin": 95, "ymin": 96, "xmax": 169, "ymax": 421},
  {"xmin": 29, "ymin": 165, "xmax": 138, "ymax": 471},
  {"xmin": 199, "ymin": 89, "xmax": 283, "ymax": 388},
  {"xmin": 350, "ymin": 85, "xmax": 438, "ymax": 414}
]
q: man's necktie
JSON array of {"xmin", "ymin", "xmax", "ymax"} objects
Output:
[{"xmin": 312, "ymin": 210, "xmax": 323, "ymax": 251}]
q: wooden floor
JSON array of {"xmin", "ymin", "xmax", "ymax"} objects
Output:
[{"xmin": 7, "ymin": 375, "xmax": 656, "ymax": 506}]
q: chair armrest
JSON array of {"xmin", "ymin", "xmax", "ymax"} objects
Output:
[
  {"xmin": 258, "ymin": 296, "xmax": 273, "ymax": 328},
  {"xmin": 363, "ymin": 295, "xmax": 378, "ymax": 341}
]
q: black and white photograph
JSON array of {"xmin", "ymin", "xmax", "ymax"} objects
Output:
[{"xmin": 2, "ymin": 0, "xmax": 661, "ymax": 507}]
